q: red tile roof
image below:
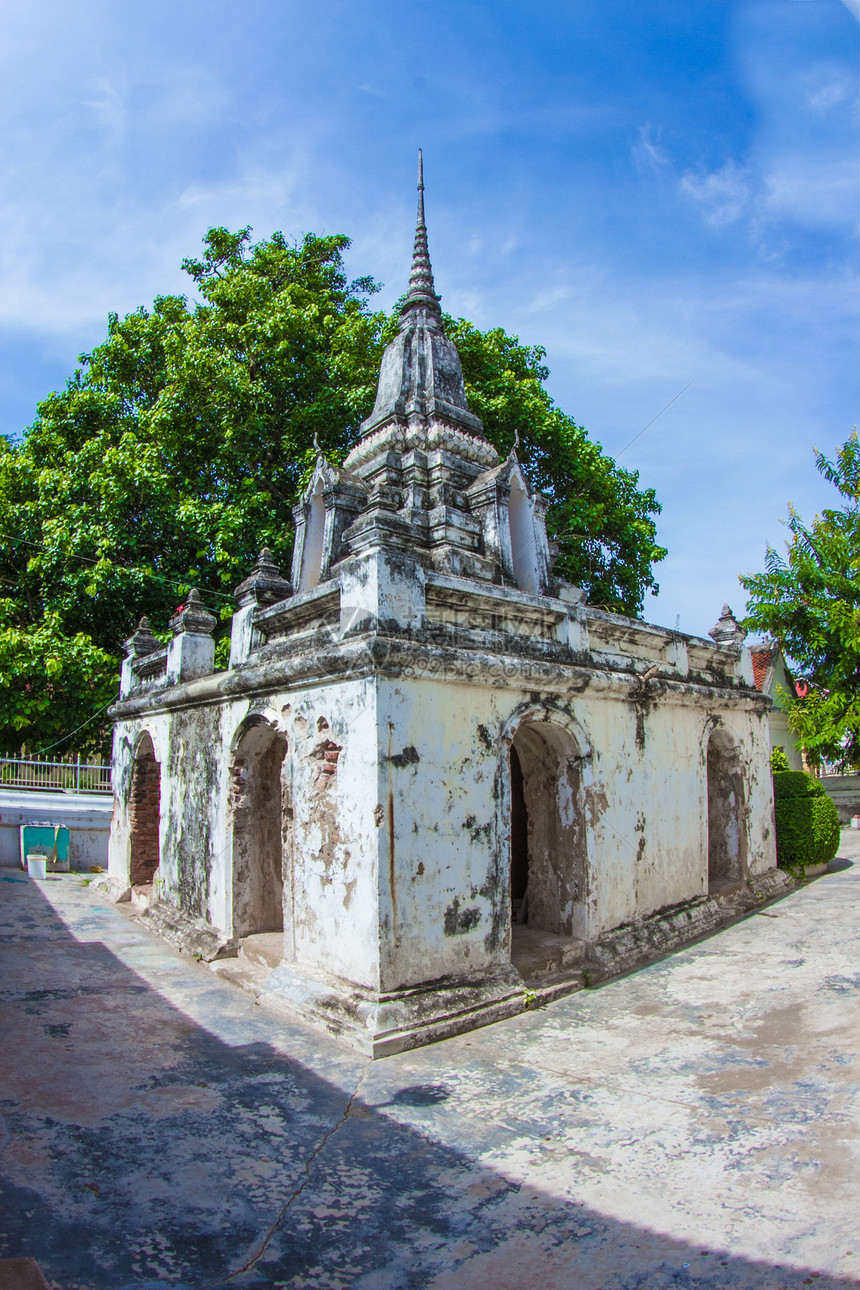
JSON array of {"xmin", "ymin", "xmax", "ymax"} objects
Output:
[{"xmin": 750, "ymin": 646, "xmax": 775, "ymax": 692}]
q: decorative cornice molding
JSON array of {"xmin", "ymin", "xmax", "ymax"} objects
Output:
[{"xmin": 111, "ymin": 628, "xmax": 769, "ymax": 721}]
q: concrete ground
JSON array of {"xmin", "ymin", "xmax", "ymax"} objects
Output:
[{"xmin": 1, "ymin": 839, "xmax": 859, "ymax": 1290}]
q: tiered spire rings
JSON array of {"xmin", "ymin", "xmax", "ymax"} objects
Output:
[{"xmin": 401, "ymin": 150, "xmax": 441, "ymax": 320}]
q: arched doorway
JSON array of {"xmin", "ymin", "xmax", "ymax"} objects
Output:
[
  {"xmin": 510, "ymin": 744, "xmax": 529, "ymax": 922},
  {"xmin": 129, "ymin": 733, "xmax": 161, "ymax": 887},
  {"xmin": 230, "ymin": 720, "xmax": 289, "ymax": 940},
  {"xmin": 707, "ymin": 728, "xmax": 746, "ymax": 893},
  {"xmin": 508, "ymin": 720, "xmax": 587, "ymax": 938}
]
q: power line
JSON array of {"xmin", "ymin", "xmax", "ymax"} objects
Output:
[
  {"xmin": 29, "ymin": 697, "xmax": 119, "ymax": 755},
  {"xmin": 0, "ymin": 531, "xmax": 235, "ymax": 604},
  {"xmin": 616, "ymin": 376, "xmax": 696, "ymax": 459}
]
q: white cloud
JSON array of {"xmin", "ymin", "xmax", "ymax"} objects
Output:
[
  {"xmin": 803, "ymin": 67, "xmax": 854, "ymax": 111},
  {"xmin": 84, "ymin": 76, "xmax": 127, "ymax": 137},
  {"xmin": 680, "ymin": 160, "xmax": 752, "ymax": 227},
  {"xmin": 0, "ymin": 142, "xmax": 327, "ymax": 337},
  {"xmin": 524, "ymin": 284, "xmax": 574, "ymax": 316},
  {"xmin": 763, "ymin": 152, "xmax": 858, "ymax": 228},
  {"xmin": 633, "ymin": 125, "xmax": 669, "ymax": 171},
  {"xmin": 679, "ymin": 146, "xmax": 856, "ymax": 240}
]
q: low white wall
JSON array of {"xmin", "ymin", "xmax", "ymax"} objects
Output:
[
  {"xmin": 0, "ymin": 789, "xmax": 112, "ymax": 871},
  {"xmin": 820, "ymin": 775, "xmax": 860, "ymax": 825}
]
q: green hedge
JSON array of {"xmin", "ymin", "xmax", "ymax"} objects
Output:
[{"xmin": 772, "ymin": 771, "xmax": 840, "ymax": 874}]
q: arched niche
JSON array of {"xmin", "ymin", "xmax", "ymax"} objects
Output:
[
  {"xmin": 706, "ymin": 727, "xmax": 746, "ymax": 893},
  {"xmin": 508, "ymin": 473, "xmax": 539, "ymax": 594},
  {"xmin": 229, "ymin": 718, "xmax": 290, "ymax": 940},
  {"xmin": 129, "ymin": 731, "xmax": 161, "ymax": 887},
  {"xmin": 298, "ymin": 479, "xmax": 326, "ymax": 592},
  {"xmin": 508, "ymin": 718, "xmax": 588, "ymax": 939}
]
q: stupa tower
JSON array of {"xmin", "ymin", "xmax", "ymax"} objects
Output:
[{"xmin": 340, "ymin": 152, "xmax": 517, "ymax": 582}]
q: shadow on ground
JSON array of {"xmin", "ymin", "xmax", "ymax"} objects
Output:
[{"xmin": 0, "ymin": 872, "xmax": 856, "ymax": 1290}]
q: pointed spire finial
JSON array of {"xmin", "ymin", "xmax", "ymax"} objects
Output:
[
  {"xmin": 401, "ymin": 149, "xmax": 441, "ymax": 321},
  {"xmin": 123, "ymin": 616, "xmax": 159, "ymax": 659},
  {"xmin": 708, "ymin": 603, "xmax": 746, "ymax": 648}
]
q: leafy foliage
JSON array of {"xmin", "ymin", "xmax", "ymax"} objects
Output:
[
  {"xmin": 771, "ymin": 770, "xmax": 840, "ymax": 873},
  {"xmin": 0, "ymin": 609, "xmax": 117, "ymax": 757},
  {"xmin": 1, "ymin": 227, "xmax": 665, "ymax": 753},
  {"xmin": 769, "ymin": 745, "xmax": 791, "ymax": 773},
  {"xmin": 741, "ymin": 432, "xmax": 860, "ymax": 770}
]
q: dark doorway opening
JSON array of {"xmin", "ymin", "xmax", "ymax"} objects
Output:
[
  {"xmin": 129, "ymin": 733, "xmax": 161, "ymax": 886},
  {"xmin": 230, "ymin": 721, "xmax": 289, "ymax": 941},
  {"xmin": 707, "ymin": 729, "xmax": 745, "ymax": 893},
  {"xmin": 510, "ymin": 744, "xmax": 529, "ymax": 923},
  {"xmin": 508, "ymin": 721, "xmax": 587, "ymax": 937}
]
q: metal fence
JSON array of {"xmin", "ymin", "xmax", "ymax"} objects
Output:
[{"xmin": 0, "ymin": 755, "xmax": 112, "ymax": 794}]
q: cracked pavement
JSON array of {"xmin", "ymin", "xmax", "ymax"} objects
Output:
[{"xmin": 1, "ymin": 834, "xmax": 860, "ymax": 1289}]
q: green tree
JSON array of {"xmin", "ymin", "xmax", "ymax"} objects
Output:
[
  {"xmin": 0, "ymin": 227, "xmax": 665, "ymax": 754},
  {"xmin": 0, "ymin": 609, "xmax": 116, "ymax": 758},
  {"xmin": 740, "ymin": 431, "xmax": 860, "ymax": 770}
]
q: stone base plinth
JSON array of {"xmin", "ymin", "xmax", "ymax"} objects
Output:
[
  {"xmin": 260, "ymin": 960, "xmax": 528, "ymax": 1057},
  {"xmin": 116, "ymin": 868, "xmax": 796, "ymax": 1056},
  {"xmin": 588, "ymin": 870, "xmax": 795, "ymax": 982},
  {"xmin": 138, "ymin": 899, "xmax": 237, "ymax": 963}
]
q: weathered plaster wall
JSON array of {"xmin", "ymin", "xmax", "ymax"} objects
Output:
[
  {"xmin": 375, "ymin": 675, "xmax": 503, "ymax": 993},
  {"xmin": 112, "ymin": 683, "xmax": 384, "ymax": 986},
  {"xmin": 575, "ymin": 694, "xmax": 703, "ymax": 935},
  {"xmin": 163, "ymin": 706, "xmax": 222, "ymax": 920},
  {"xmin": 367, "ymin": 671, "xmax": 776, "ymax": 995},
  {"xmin": 706, "ymin": 706, "xmax": 776, "ymax": 881},
  {"xmin": 281, "ymin": 677, "xmax": 382, "ymax": 990},
  {"xmin": 110, "ymin": 652, "xmax": 776, "ymax": 1002},
  {"xmin": 109, "ymin": 716, "xmax": 171, "ymax": 894}
]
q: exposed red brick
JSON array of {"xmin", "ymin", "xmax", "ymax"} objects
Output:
[{"xmin": 130, "ymin": 752, "xmax": 161, "ymax": 884}]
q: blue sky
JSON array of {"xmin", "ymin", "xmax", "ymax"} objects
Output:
[{"xmin": 1, "ymin": 0, "xmax": 857, "ymax": 636}]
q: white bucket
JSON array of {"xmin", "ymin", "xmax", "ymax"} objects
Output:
[
  {"xmin": 26, "ymin": 854, "xmax": 48, "ymax": 881},
  {"xmin": 851, "ymin": 815, "xmax": 860, "ymax": 830}
]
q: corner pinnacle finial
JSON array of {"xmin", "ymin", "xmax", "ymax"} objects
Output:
[{"xmin": 401, "ymin": 149, "xmax": 440, "ymax": 320}]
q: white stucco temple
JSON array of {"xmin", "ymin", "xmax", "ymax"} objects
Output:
[{"xmin": 105, "ymin": 159, "xmax": 787, "ymax": 1056}]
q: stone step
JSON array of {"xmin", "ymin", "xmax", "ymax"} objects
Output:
[
  {"xmin": 209, "ymin": 957, "xmax": 268, "ymax": 1000},
  {"xmin": 511, "ymin": 925, "xmax": 586, "ymax": 981},
  {"xmin": 528, "ymin": 973, "xmax": 589, "ymax": 1006},
  {"xmin": 239, "ymin": 932, "xmax": 285, "ymax": 970},
  {"xmin": 129, "ymin": 883, "xmax": 154, "ymax": 911}
]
